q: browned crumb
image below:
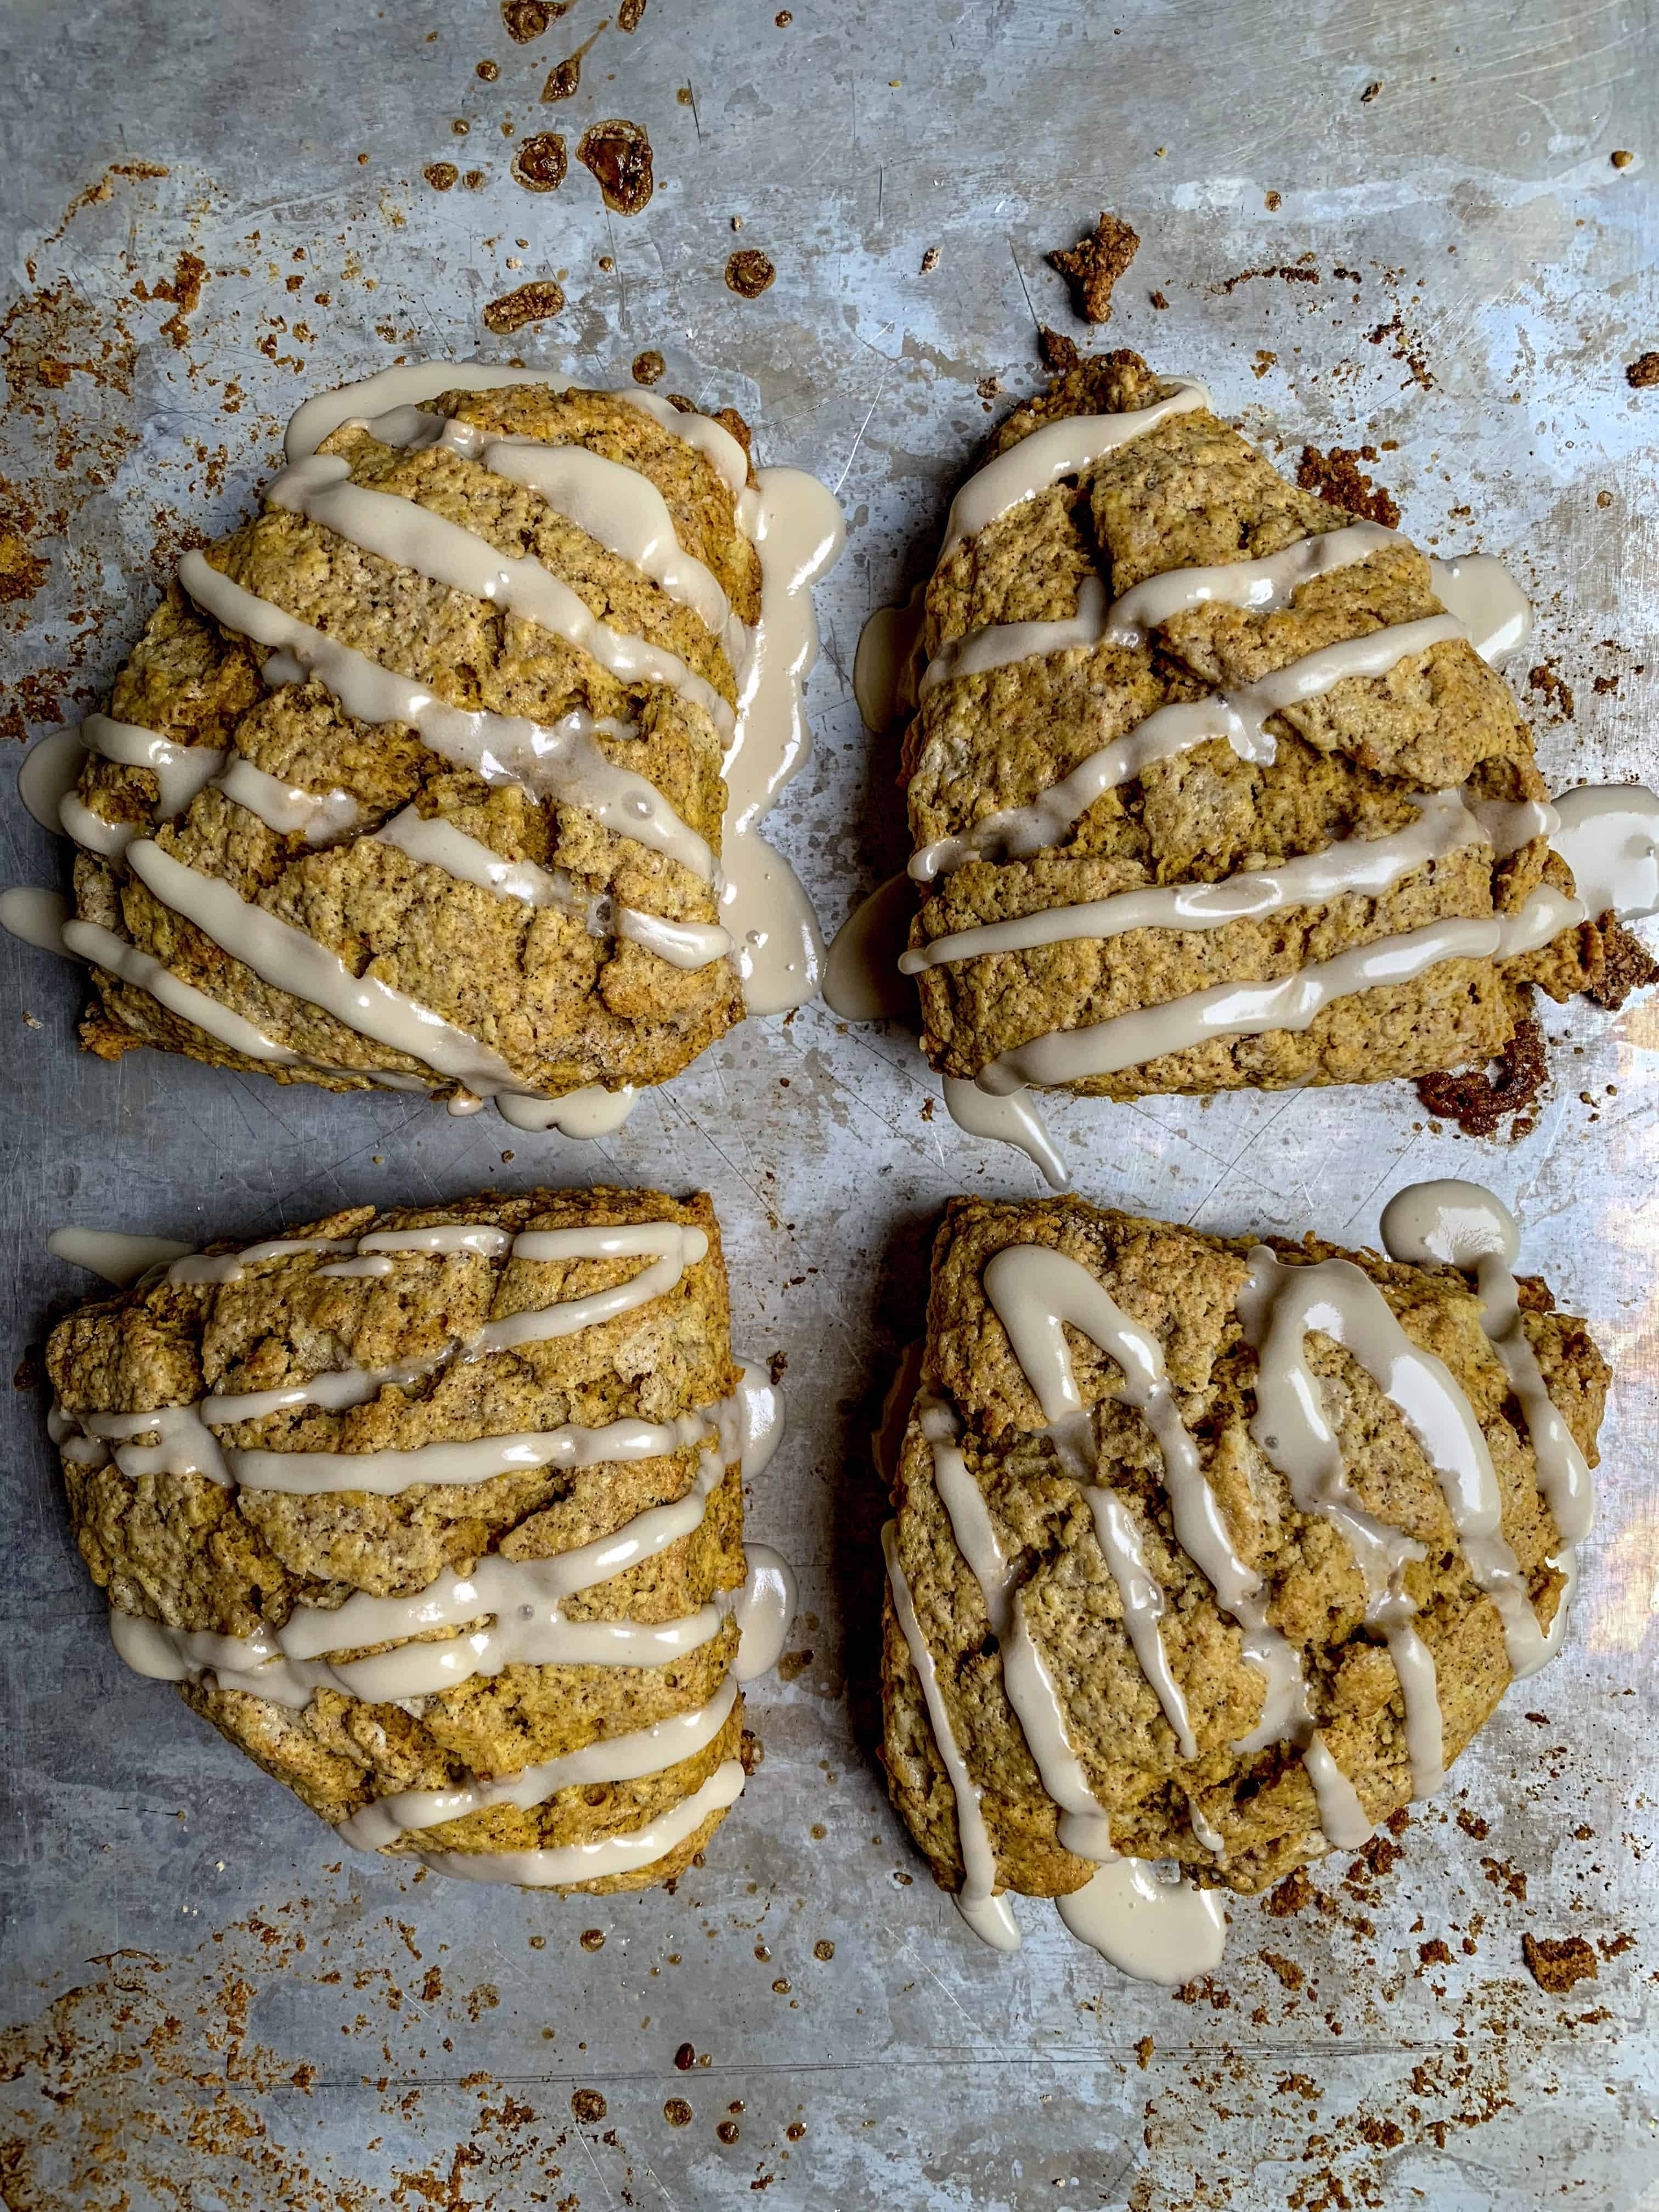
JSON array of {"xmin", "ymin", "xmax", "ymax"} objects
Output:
[
  {"xmin": 571, "ymin": 2088, "xmax": 607, "ymax": 2124},
  {"xmin": 511, "ymin": 132, "xmax": 567, "ymax": 191},
  {"xmin": 1414, "ymin": 1011, "xmax": 1547, "ymax": 1135},
  {"xmin": 1588, "ymin": 915, "xmax": 1659, "ymax": 1009},
  {"xmin": 0, "ymin": 532, "xmax": 48, "ymax": 605},
  {"xmin": 12, "ymin": 1349, "xmax": 41, "ymax": 1393},
  {"xmin": 768, "ymin": 1350, "xmax": 788, "ymax": 1385},
  {"xmin": 631, "ymin": 348, "xmax": 666, "ymax": 386},
  {"xmin": 618, "ymin": 0, "xmax": 648, "ymax": 27},
  {"xmin": 1038, "ymin": 325, "xmax": 1080, "ymax": 373},
  {"xmin": 776, "ymin": 5, "xmax": 792, "ymax": 18},
  {"xmin": 664, "ymin": 2098, "xmax": 692, "ymax": 2126},
  {"xmin": 919, "ymin": 244, "xmax": 940, "ymax": 274},
  {"xmin": 423, "ymin": 161, "xmax": 459, "ymax": 191},
  {"xmin": 1522, "ymin": 1932, "xmax": 1599, "ymax": 1993},
  {"xmin": 1262, "ymin": 1951, "xmax": 1305, "ymax": 1989},
  {"xmin": 477, "ymin": 58, "xmax": 500, "ymax": 80},
  {"xmin": 502, "ymin": 0, "xmax": 572, "ymax": 37},
  {"xmin": 1528, "ymin": 661, "xmax": 1576, "ymax": 720},
  {"xmin": 1627, "ymin": 351, "xmax": 1659, "ymax": 389},
  {"xmin": 1361, "ymin": 79, "xmax": 1383, "ymax": 101},
  {"xmin": 725, "ymin": 249, "xmax": 776, "ymax": 298},
  {"xmin": 1047, "ymin": 210, "xmax": 1139, "ymax": 323},
  {"xmin": 1264, "ymin": 1869, "xmax": 1314, "ymax": 1918},
  {"xmin": 579, "ymin": 1928, "xmax": 605, "ymax": 1950},
  {"xmin": 1418, "ymin": 1938, "xmax": 1452, "ymax": 1966},
  {"xmin": 1265, "ymin": 189, "xmax": 1282, "ymax": 211},
  {"xmin": 1135, "ymin": 2036, "xmax": 1154, "ymax": 2069},
  {"xmin": 463, "ymin": 169, "xmax": 487, "ymax": 190},
  {"xmin": 1148, "ymin": 287, "xmax": 1169, "ymax": 309},
  {"xmin": 1612, "ymin": 148, "xmax": 1635, "ymax": 167},
  {"xmin": 1296, "ymin": 442, "xmax": 1401, "ymax": 527},
  {"xmin": 481, "ymin": 276, "xmax": 565, "ymax": 333},
  {"xmin": 975, "ymin": 374, "xmax": 1000, "ymax": 399},
  {"xmin": 577, "ymin": 118, "xmax": 653, "ymax": 213}
]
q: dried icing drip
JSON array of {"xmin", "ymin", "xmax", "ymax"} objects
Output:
[
  {"xmin": 851, "ymin": 585, "xmax": 926, "ymax": 733},
  {"xmin": 18, "ymin": 725, "xmax": 90, "ymax": 830},
  {"xmin": 0, "ymin": 888, "xmax": 74, "ymax": 957},
  {"xmin": 940, "ymin": 1080, "xmax": 1072, "ymax": 1189},
  {"xmin": 47, "ymin": 1228, "xmax": 195, "ymax": 1285},
  {"xmin": 1549, "ymin": 785, "xmax": 1659, "ymax": 921},
  {"xmin": 340, "ymin": 1675, "xmax": 741, "ymax": 1849},
  {"xmin": 1055, "ymin": 1860, "xmax": 1227, "ymax": 1985},
  {"xmin": 881, "ymin": 1520, "xmax": 1021, "ymax": 1951},
  {"xmin": 729, "ymin": 1544, "xmax": 796, "ymax": 1681},
  {"xmin": 1380, "ymin": 1180, "xmax": 1592, "ymax": 1671},
  {"xmin": 496, "ymin": 1084, "xmax": 637, "ymax": 1135},
  {"xmin": 416, "ymin": 1758, "xmax": 747, "ymax": 1887},
  {"xmin": 1427, "ymin": 555, "xmax": 1534, "ymax": 663},
  {"xmin": 822, "ymin": 874, "xmax": 915, "ymax": 1022},
  {"xmin": 937, "ymin": 380, "xmax": 1210, "ymax": 558},
  {"xmin": 911, "ymin": 614, "xmax": 1466, "ymax": 881}
]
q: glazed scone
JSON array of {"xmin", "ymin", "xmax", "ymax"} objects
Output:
[
  {"xmin": 48, "ymin": 1186, "xmax": 793, "ymax": 1892},
  {"xmin": 36, "ymin": 369, "xmax": 842, "ymax": 1128},
  {"xmin": 879, "ymin": 1181, "xmax": 1607, "ymax": 1965},
  {"xmin": 890, "ymin": 352, "xmax": 1621, "ymax": 1116}
]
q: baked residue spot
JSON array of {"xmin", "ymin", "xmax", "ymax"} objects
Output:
[
  {"xmin": 1149, "ymin": 287, "xmax": 1169, "ymax": 308},
  {"xmin": 543, "ymin": 19, "xmax": 608, "ymax": 100},
  {"xmin": 1263, "ymin": 1867, "xmax": 1314, "ymax": 1917},
  {"xmin": 1046, "ymin": 210, "xmax": 1139, "ymax": 323},
  {"xmin": 919, "ymin": 244, "xmax": 941, "ymax": 274},
  {"xmin": 424, "ymin": 162, "xmax": 459, "ymax": 191},
  {"xmin": 511, "ymin": 133, "xmax": 567, "ymax": 191},
  {"xmin": 1038, "ymin": 324, "xmax": 1080, "ymax": 373},
  {"xmin": 1588, "ymin": 914, "xmax": 1659, "ymax": 1009},
  {"xmin": 481, "ymin": 276, "xmax": 566, "ymax": 333},
  {"xmin": 477, "ymin": 58, "xmax": 500, "ymax": 79},
  {"xmin": 1295, "ymin": 441, "xmax": 1401, "ymax": 527},
  {"xmin": 577, "ymin": 118, "xmax": 654, "ymax": 213},
  {"xmin": 1361, "ymin": 78, "xmax": 1383, "ymax": 101},
  {"xmin": 1368, "ymin": 307, "xmax": 1435, "ymax": 390},
  {"xmin": 618, "ymin": 0, "xmax": 648, "ymax": 26},
  {"xmin": 1414, "ymin": 1011, "xmax": 1547, "ymax": 1136},
  {"xmin": 134, "ymin": 250, "xmax": 208, "ymax": 349},
  {"xmin": 1626, "ymin": 350, "xmax": 1659, "ymax": 388},
  {"xmin": 1527, "ymin": 659, "xmax": 1576, "ymax": 721},
  {"xmin": 0, "ymin": 530, "xmax": 48, "ymax": 606},
  {"xmin": 665, "ymin": 2097, "xmax": 693, "ymax": 2125},
  {"xmin": 1216, "ymin": 259, "xmax": 1319, "ymax": 295},
  {"xmin": 631, "ymin": 348, "xmax": 666, "ymax": 385},
  {"xmin": 571, "ymin": 2087, "xmax": 607, "ymax": 2123},
  {"xmin": 1522, "ymin": 1931, "xmax": 1598, "ymax": 1993},
  {"xmin": 725, "ymin": 249, "xmax": 775, "ymax": 298},
  {"xmin": 501, "ymin": 0, "xmax": 572, "ymax": 38}
]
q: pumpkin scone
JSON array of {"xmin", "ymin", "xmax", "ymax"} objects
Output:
[
  {"xmin": 844, "ymin": 350, "xmax": 1655, "ymax": 1178},
  {"xmin": 18, "ymin": 366, "xmax": 843, "ymax": 1135},
  {"xmin": 878, "ymin": 1179, "xmax": 1606, "ymax": 1976},
  {"xmin": 47, "ymin": 1186, "xmax": 794, "ymax": 1891}
]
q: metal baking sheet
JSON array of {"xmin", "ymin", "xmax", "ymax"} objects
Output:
[{"xmin": 2, "ymin": 2, "xmax": 1655, "ymax": 2204}]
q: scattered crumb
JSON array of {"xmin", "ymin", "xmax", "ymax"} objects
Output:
[
  {"xmin": 1627, "ymin": 351, "xmax": 1659, "ymax": 389},
  {"xmin": 1262, "ymin": 1951, "xmax": 1305, "ymax": 1990},
  {"xmin": 579, "ymin": 1928, "xmax": 605, "ymax": 1951},
  {"xmin": 1522, "ymin": 1933, "xmax": 1599, "ymax": 1994},
  {"xmin": 1588, "ymin": 915, "xmax": 1659, "ymax": 1009},
  {"xmin": 1039, "ymin": 324, "xmax": 1080, "ymax": 373},
  {"xmin": 975, "ymin": 373, "xmax": 1000, "ymax": 399},
  {"xmin": 632, "ymin": 348, "xmax": 666, "ymax": 385},
  {"xmin": 1361, "ymin": 78, "xmax": 1382, "ymax": 101},
  {"xmin": 920, "ymin": 244, "xmax": 940, "ymax": 274},
  {"xmin": 725, "ymin": 249, "xmax": 776, "ymax": 298},
  {"xmin": 1047, "ymin": 209, "xmax": 1139, "ymax": 323},
  {"xmin": 1296, "ymin": 442, "xmax": 1401, "ymax": 527},
  {"xmin": 571, "ymin": 2088, "xmax": 607, "ymax": 2124},
  {"xmin": 1611, "ymin": 148, "xmax": 1635, "ymax": 168},
  {"xmin": 1265, "ymin": 189, "xmax": 1282, "ymax": 211},
  {"xmin": 1135, "ymin": 2036, "xmax": 1154, "ymax": 2068},
  {"xmin": 1149, "ymin": 288, "xmax": 1169, "ymax": 309},
  {"xmin": 481, "ymin": 276, "xmax": 565, "ymax": 333},
  {"xmin": 1414, "ymin": 1011, "xmax": 1547, "ymax": 1135},
  {"xmin": 1264, "ymin": 1869, "xmax": 1314, "ymax": 1918},
  {"xmin": 1528, "ymin": 661, "xmax": 1576, "ymax": 721},
  {"xmin": 423, "ymin": 162, "xmax": 459, "ymax": 191}
]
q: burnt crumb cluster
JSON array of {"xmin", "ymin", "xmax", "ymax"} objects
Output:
[
  {"xmin": 1047, "ymin": 208, "xmax": 1140, "ymax": 323},
  {"xmin": 1296, "ymin": 441, "xmax": 1402, "ymax": 527},
  {"xmin": 1415, "ymin": 1012, "xmax": 1548, "ymax": 1137}
]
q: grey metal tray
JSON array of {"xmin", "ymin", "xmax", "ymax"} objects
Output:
[{"xmin": 2, "ymin": 2, "xmax": 1654, "ymax": 2204}]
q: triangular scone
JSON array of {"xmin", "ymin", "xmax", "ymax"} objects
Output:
[
  {"xmin": 49, "ymin": 1186, "xmax": 783, "ymax": 1892},
  {"xmin": 880, "ymin": 1187, "xmax": 1607, "ymax": 1943},
  {"xmin": 901, "ymin": 352, "xmax": 1609, "ymax": 1101}
]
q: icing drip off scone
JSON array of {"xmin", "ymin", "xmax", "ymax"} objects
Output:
[
  {"xmin": 828, "ymin": 356, "xmax": 1659, "ymax": 1183},
  {"xmin": 878, "ymin": 1182, "xmax": 1606, "ymax": 1979},
  {"xmin": 47, "ymin": 1190, "xmax": 798, "ymax": 1891},
  {"xmin": 5, "ymin": 363, "xmax": 843, "ymax": 1133}
]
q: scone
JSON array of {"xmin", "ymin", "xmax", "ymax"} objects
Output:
[
  {"xmin": 47, "ymin": 1185, "xmax": 794, "ymax": 1892},
  {"xmin": 18, "ymin": 365, "xmax": 842, "ymax": 1133},
  {"xmin": 879, "ymin": 1179, "xmax": 1607, "ymax": 1974},
  {"xmin": 860, "ymin": 351, "xmax": 1648, "ymax": 1164}
]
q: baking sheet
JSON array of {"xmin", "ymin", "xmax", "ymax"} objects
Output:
[{"xmin": 2, "ymin": 1, "xmax": 1656, "ymax": 2204}]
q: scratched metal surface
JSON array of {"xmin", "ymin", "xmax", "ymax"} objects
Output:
[{"xmin": 1, "ymin": 1, "xmax": 1656, "ymax": 2205}]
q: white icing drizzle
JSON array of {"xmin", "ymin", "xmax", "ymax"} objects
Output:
[
  {"xmin": 284, "ymin": 362, "xmax": 547, "ymax": 464},
  {"xmin": 1549, "ymin": 784, "xmax": 1659, "ymax": 921},
  {"xmin": 212, "ymin": 754, "xmax": 361, "ymax": 844},
  {"xmin": 940, "ymin": 1077, "xmax": 1071, "ymax": 1190},
  {"xmin": 340, "ymin": 1674, "xmax": 741, "ymax": 1849},
  {"xmin": 416, "ymin": 1756, "xmax": 746, "ymax": 1887},
  {"xmin": 979, "ymin": 914, "xmax": 1501, "ymax": 1094},
  {"xmin": 168, "ymin": 1235, "xmax": 358, "ymax": 1285},
  {"xmin": 1110, "ymin": 521, "xmax": 1401, "ymax": 639},
  {"xmin": 881, "ymin": 1519, "xmax": 1021, "ymax": 1951},
  {"xmin": 937, "ymin": 381, "xmax": 1210, "ymax": 559},
  {"xmin": 911, "ymin": 613, "xmax": 1466, "ymax": 881},
  {"xmin": 47, "ymin": 1228, "xmax": 195, "ymax": 1285},
  {"xmin": 58, "ymin": 793, "xmax": 134, "ymax": 859},
  {"xmin": 822, "ymin": 874, "xmax": 915, "ymax": 1021},
  {"xmin": 851, "ymin": 585, "xmax": 926, "ymax": 734},
  {"xmin": 266, "ymin": 453, "xmax": 737, "ymax": 741},
  {"xmin": 1055, "ymin": 1859, "xmax": 1228, "ymax": 1985},
  {"xmin": 374, "ymin": 806, "xmax": 730, "ymax": 970},
  {"xmin": 903, "ymin": 788, "xmax": 1495, "ymax": 975},
  {"xmin": 1302, "ymin": 1735, "xmax": 1374, "ymax": 1847},
  {"xmin": 81, "ymin": 715, "xmax": 225, "ymax": 816},
  {"xmin": 230, "ymin": 1409, "xmax": 713, "ymax": 1496},
  {"xmin": 729, "ymin": 1544, "xmax": 796, "ymax": 1682},
  {"xmin": 918, "ymin": 576, "xmax": 1124, "ymax": 697},
  {"xmin": 62, "ymin": 917, "xmax": 309, "ymax": 1066},
  {"xmin": 616, "ymin": 387, "xmax": 751, "ymax": 501},
  {"xmin": 1380, "ymin": 1180, "xmax": 1593, "ymax": 1672},
  {"xmin": 18, "ymin": 725, "xmax": 89, "ymax": 829},
  {"xmin": 179, "ymin": 551, "xmax": 715, "ymax": 884},
  {"xmin": 1, "ymin": 888, "xmax": 74, "ymax": 957},
  {"xmin": 496, "ymin": 1084, "xmax": 637, "ymax": 1135},
  {"xmin": 1428, "ymin": 555, "xmax": 1534, "ymax": 663}
]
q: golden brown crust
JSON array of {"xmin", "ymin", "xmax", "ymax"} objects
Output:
[
  {"xmin": 903, "ymin": 354, "xmax": 1601, "ymax": 1099},
  {"xmin": 67, "ymin": 381, "xmax": 760, "ymax": 1102},
  {"xmin": 49, "ymin": 1184, "xmax": 751, "ymax": 1890},
  {"xmin": 881, "ymin": 1195, "xmax": 1609, "ymax": 1902}
]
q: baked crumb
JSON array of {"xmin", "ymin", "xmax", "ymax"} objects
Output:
[
  {"xmin": 1611, "ymin": 148, "xmax": 1635, "ymax": 167},
  {"xmin": 1626, "ymin": 350, "xmax": 1659, "ymax": 389},
  {"xmin": 920, "ymin": 244, "xmax": 940, "ymax": 274},
  {"xmin": 1360, "ymin": 78, "xmax": 1383, "ymax": 101},
  {"xmin": 1047, "ymin": 210, "xmax": 1139, "ymax": 323},
  {"xmin": 423, "ymin": 162, "xmax": 459, "ymax": 191},
  {"xmin": 1522, "ymin": 1932, "xmax": 1598, "ymax": 1993},
  {"xmin": 1295, "ymin": 442, "xmax": 1401, "ymax": 527},
  {"xmin": 481, "ymin": 276, "xmax": 565, "ymax": 332},
  {"xmin": 1038, "ymin": 325, "xmax": 1080, "ymax": 373},
  {"xmin": 1588, "ymin": 915, "xmax": 1659, "ymax": 1008},
  {"xmin": 631, "ymin": 348, "xmax": 666, "ymax": 386},
  {"xmin": 1414, "ymin": 1011, "xmax": 1547, "ymax": 1135}
]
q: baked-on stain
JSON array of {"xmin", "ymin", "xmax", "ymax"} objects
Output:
[
  {"xmin": 618, "ymin": 0, "xmax": 648, "ymax": 26},
  {"xmin": 577, "ymin": 118, "xmax": 654, "ymax": 212},
  {"xmin": 570, "ymin": 2087, "xmax": 607, "ymax": 2123},
  {"xmin": 664, "ymin": 2097, "xmax": 693, "ymax": 2125},
  {"xmin": 501, "ymin": 0, "xmax": 572, "ymax": 38},
  {"xmin": 1414, "ymin": 1011, "xmax": 1547, "ymax": 1135},
  {"xmin": 477, "ymin": 58, "xmax": 500, "ymax": 80},
  {"xmin": 511, "ymin": 132, "xmax": 567, "ymax": 191},
  {"xmin": 134, "ymin": 250, "xmax": 208, "ymax": 349},
  {"xmin": 543, "ymin": 19, "xmax": 608, "ymax": 100},
  {"xmin": 1295, "ymin": 441, "xmax": 1402, "ymax": 527},
  {"xmin": 0, "ymin": 532, "xmax": 48, "ymax": 606},
  {"xmin": 725, "ymin": 249, "xmax": 776, "ymax": 298},
  {"xmin": 1627, "ymin": 351, "xmax": 1659, "ymax": 388},
  {"xmin": 481, "ymin": 276, "xmax": 566, "ymax": 332},
  {"xmin": 1047, "ymin": 211, "xmax": 1139, "ymax": 323},
  {"xmin": 632, "ymin": 348, "xmax": 666, "ymax": 385},
  {"xmin": 1522, "ymin": 1932, "xmax": 1599, "ymax": 1992},
  {"xmin": 424, "ymin": 162, "xmax": 460, "ymax": 191}
]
